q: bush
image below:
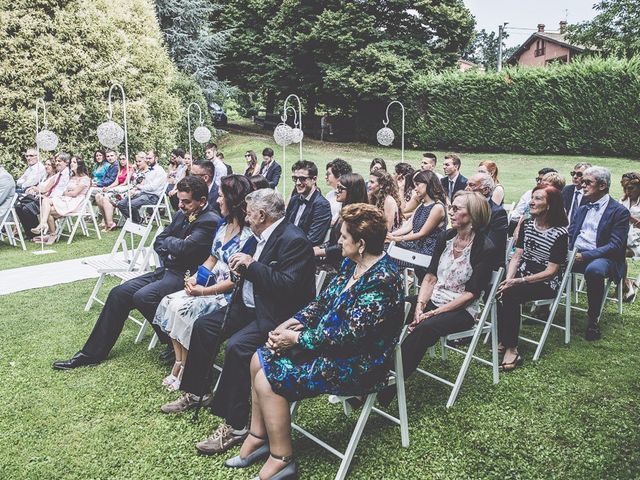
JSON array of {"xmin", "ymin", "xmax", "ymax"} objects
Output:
[
  {"xmin": 403, "ymin": 57, "xmax": 640, "ymax": 157},
  {"xmin": 0, "ymin": 0, "xmax": 194, "ymax": 177}
]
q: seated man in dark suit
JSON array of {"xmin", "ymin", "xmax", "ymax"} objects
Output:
[
  {"xmin": 191, "ymin": 160, "xmax": 221, "ymax": 214},
  {"xmin": 285, "ymin": 160, "xmax": 332, "ymax": 246},
  {"xmin": 160, "ymin": 188, "xmax": 316, "ymax": 456},
  {"xmin": 52, "ymin": 176, "xmax": 220, "ymax": 369},
  {"xmin": 561, "ymin": 161, "xmax": 591, "ymax": 224},
  {"xmin": 259, "ymin": 147, "xmax": 282, "ymax": 189},
  {"xmin": 570, "ymin": 166, "xmax": 629, "ymax": 341},
  {"xmin": 440, "ymin": 153, "xmax": 468, "ymax": 202},
  {"xmin": 466, "ymin": 172, "xmax": 508, "ymax": 268}
]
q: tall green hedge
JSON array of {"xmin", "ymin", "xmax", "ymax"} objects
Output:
[
  {"xmin": 0, "ymin": 0, "xmax": 208, "ymax": 177},
  {"xmin": 403, "ymin": 57, "xmax": 640, "ymax": 157}
]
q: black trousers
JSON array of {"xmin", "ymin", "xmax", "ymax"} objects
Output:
[
  {"xmin": 81, "ymin": 268, "xmax": 180, "ymax": 360},
  {"xmin": 401, "ymin": 297, "xmax": 475, "ymax": 378},
  {"xmin": 572, "ymin": 258, "xmax": 616, "ymax": 322},
  {"xmin": 15, "ymin": 201, "xmax": 40, "ymax": 238},
  {"xmin": 180, "ymin": 303, "xmax": 268, "ymax": 429},
  {"xmin": 496, "ymin": 282, "xmax": 556, "ymax": 348},
  {"xmin": 117, "ymin": 193, "xmax": 159, "ymax": 224}
]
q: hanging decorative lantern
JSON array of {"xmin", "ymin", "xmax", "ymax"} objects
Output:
[
  {"xmin": 97, "ymin": 120, "xmax": 125, "ymax": 148},
  {"xmin": 35, "ymin": 130, "xmax": 59, "ymax": 151},
  {"xmin": 376, "ymin": 126, "xmax": 395, "ymax": 147},
  {"xmin": 290, "ymin": 127, "xmax": 304, "ymax": 144},
  {"xmin": 193, "ymin": 125, "xmax": 212, "ymax": 144},
  {"xmin": 274, "ymin": 123, "xmax": 294, "ymax": 146}
]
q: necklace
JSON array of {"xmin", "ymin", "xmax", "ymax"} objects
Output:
[
  {"xmin": 453, "ymin": 233, "xmax": 474, "ymax": 253},
  {"xmin": 352, "ymin": 255, "xmax": 383, "ymax": 280}
]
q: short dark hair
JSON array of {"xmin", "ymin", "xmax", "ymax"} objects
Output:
[
  {"xmin": 171, "ymin": 148, "xmax": 185, "ymax": 158},
  {"xmin": 262, "ymin": 147, "xmax": 274, "ymax": 157},
  {"xmin": 220, "ymin": 174, "xmax": 254, "ymax": 227},
  {"xmin": 205, "ymin": 143, "xmax": 218, "ymax": 151},
  {"xmin": 291, "ymin": 160, "xmax": 318, "ymax": 178},
  {"xmin": 394, "ymin": 162, "xmax": 413, "ymax": 177},
  {"xmin": 192, "ymin": 160, "xmax": 214, "ymax": 179},
  {"xmin": 422, "ymin": 152, "xmax": 437, "ymax": 163},
  {"xmin": 216, "ymin": 151, "xmax": 225, "ymax": 160},
  {"xmin": 341, "ymin": 203, "xmax": 387, "ymax": 255},
  {"xmin": 444, "ymin": 153, "xmax": 461, "ymax": 168},
  {"xmin": 326, "ymin": 158, "xmax": 352, "ymax": 178},
  {"xmin": 538, "ymin": 167, "xmax": 557, "ymax": 176},
  {"xmin": 176, "ymin": 175, "xmax": 208, "ymax": 201},
  {"xmin": 249, "ymin": 175, "xmax": 270, "ymax": 190}
]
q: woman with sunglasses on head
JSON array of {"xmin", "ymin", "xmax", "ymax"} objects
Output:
[
  {"xmin": 377, "ymin": 191, "xmax": 496, "ymax": 406},
  {"xmin": 243, "ymin": 150, "xmax": 260, "ymax": 177},
  {"xmin": 387, "ymin": 171, "xmax": 447, "ymax": 280},
  {"xmin": 620, "ymin": 172, "xmax": 640, "ymax": 301},
  {"xmin": 496, "ymin": 185, "xmax": 568, "ymax": 371},
  {"xmin": 314, "ymin": 173, "xmax": 368, "ymax": 277}
]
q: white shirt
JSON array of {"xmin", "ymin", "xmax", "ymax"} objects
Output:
[
  {"xmin": 574, "ymin": 194, "xmax": 610, "ymax": 252},
  {"xmin": 510, "ymin": 189, "xmax": 533, "ymax": 222},
  {"xmin": 139, "ymin": 164, "xmax": 166, "ymax": 197},
  {"xmin": 326, "ymin": 189, "xmax": 341, "ymax": 223},
  {"xmin": 293, "ymin": 189, "xmax": 315, "ymax": 226},
  {"xmin": 50, "ymin": 168, "xmax": 70, "ymax": 198},
  {"xmin": 17, "ymin": 162, "xmax": 46, "ymax": 188},
  {"xmin": 213, "ymin": 158, "xmax": 226, "ymax": 190},
  {"xmin": 242, "ymin": 218, "xmax": 285, "ymax": 308}
]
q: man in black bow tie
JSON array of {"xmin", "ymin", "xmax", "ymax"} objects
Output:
[
  {"xmin": 284, "ymin": 160, "xmax": 332, "ymax": 246},
  {"xmin": 52, "ymin": 176, "xmax": 220, "ymax": 369}
]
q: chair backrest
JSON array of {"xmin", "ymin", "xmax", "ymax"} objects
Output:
[
  {"xmin": 111, "ymin": 219, "xmax": 155, "ymax": 266},
  {"xmin": 480, "ymin": 268, "xmax": 504, "ymax": 322},
  {"xmin": 387, "ymin": 241, "xmax": 432, "ymax": 268},
  {"xmin": 0, "ymin": 193, "xmax": 18, "ymax": 226},
  {"xmin": 504, "ymin": 236, "xmax": 516, "ymax": 266}
]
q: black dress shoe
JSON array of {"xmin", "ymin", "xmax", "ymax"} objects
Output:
[
  {"xmin": 585, "ymin": 324, "xmax": 602, "ymax": 341},
  {"xmin": 52, "ymin": 352, "xmax": 101, "ymax": 370},
  {"xmin": 159, "ymin": 344, "xmax": 174, "ymax": 361}
]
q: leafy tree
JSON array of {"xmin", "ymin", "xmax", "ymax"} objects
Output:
[
  {"xmin": 566, "ymin": 0, "xmax": 640, "ymax": 58},
  {"xmin": 154, "ymin": 0, "xmax": 229, "ymax": 99},
  {"xmin": 462, "ymin": 28, "xmax": 516, "ymax": 71},
  {"xmin": 211, "ymin": 0, "xmax": 475, "ymax": 120}
]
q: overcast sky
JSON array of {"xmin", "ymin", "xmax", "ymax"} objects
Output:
[{"xmin": 463, "ymin": 0, "xmax": 599, "ymax": 47}]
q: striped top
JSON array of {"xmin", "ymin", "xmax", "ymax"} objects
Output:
[{"xmin": 515, "ymin": 219, "xmax": 568, "ymax": 290}]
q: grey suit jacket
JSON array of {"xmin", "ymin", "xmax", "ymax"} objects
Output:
[{"xmin": 0, "ymin": 168, "xmax": 16, "ymax": 219}]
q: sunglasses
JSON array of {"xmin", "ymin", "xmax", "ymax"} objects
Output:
[
  {"xmin": 581, "ymin": 179, "xmax": 594, "ymax": 186},
  {"xmin": 292, "ymin": 175, "xmax": 312, "ymax": 183},
  {"xmin": 336, "ymin": 185, "xmax": 347, "ymax": 193},
  {"xmin": 244, "ymin": 154, "xmax": 252, "ymax": 157},
  {"xmin": 570, "ymin": 171, "xmax": 583, "ymax": 177}
]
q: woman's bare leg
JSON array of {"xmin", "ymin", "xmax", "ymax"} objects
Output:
[
  {"xmin": 238, "ymin": 354, "xmax": 268, "ymax": 458},
  {"xmin": 103, "ymin": 201, "xmax": 115, "ymax": 227}
]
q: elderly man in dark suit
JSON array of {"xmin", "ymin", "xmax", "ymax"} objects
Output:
[
  {"xmin": 259, "ymin": 147, "xmax": 282, "ymax": 189},
  {"xmin": 561, "ymin": 161, "xmax": 592, "ymax": 223},
  {"xmin": 53, "ymin": 176, "xmax": 220, "ymax": 369},
  {"xmin": 440, "ymin": 153, "xmax": 468, "ymax": 202},
  {"xmin": 570, "ymin": 166, "xmax": 629, "ymax": 341},
  {"xmin": 466, "ymin": 172, "xmax": 508, "ymax": 268},
  {"xmin": 285, "ymin": 160, "xmax": 332, "ymax": 246},
  {"xmin": 161, "ymin": 188, "xmax": 316, "ymax": 456}
]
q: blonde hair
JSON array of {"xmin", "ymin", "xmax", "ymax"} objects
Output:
[
  {"xmin": 452, "ymin": 190, "xmax": 491, "ymax": 231},
  {"xmin": 541, "ymin": 172, "xmax": 566, "ymax": 190}
]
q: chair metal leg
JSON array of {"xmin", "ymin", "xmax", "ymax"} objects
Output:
[
  {"xmin": 394, "ymin": 346, "xmax": 409, "ymax": 447},
  {"xmin": 134, "ymin": 320, "xmax": 149, "ymax": 344},
  {"xmin": 490, "ymin": 305, "xmax": 499, "ymax": 384},
  {"xmin": 564, "ymin": 274, "xmax": 572, "ymax": 344},
  {"xmin": 335, "ymin": 394, "xmax": 375, "ymax": 480},
  {"xmin": 147, "ymin": 333, "xmax": 159, "ymax": 350}
]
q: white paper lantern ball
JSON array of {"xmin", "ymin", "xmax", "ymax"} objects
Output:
[
  {"xmin": 273, "ymin": 123, "xmax": 293, "ymax": 146},
  {"xmin": 193, "ymin": 126, "xmax": 212, "ymax": 144},
  {"xmin": 290, "ymin": 127, "xmax": 304, "ymax": 144},
  {"xmin": 97, "ymin": 120, "xmax": 125, "ymax": 148},
  {"xmin": 35, "ymin": 130, "xmax": 59, "ymax": 151},
  {"xmin": 376, "ymin": 127, "xmax": 395, "ymax": 147}
]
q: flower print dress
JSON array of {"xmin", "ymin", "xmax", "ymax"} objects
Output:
[{"xmin": 153, "ymin": 224, "xmax": 253, "ymax": 349}]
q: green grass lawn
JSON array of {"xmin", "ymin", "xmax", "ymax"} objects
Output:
[{"xmin": 1, "ymin": 129, "xmax": 639, "ymax": 479}]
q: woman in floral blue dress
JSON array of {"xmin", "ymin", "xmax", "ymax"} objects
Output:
[
  {"xmin": 153, "ymin": 175, "xmax": 254, "ymax": 391},
  {"xmin": 224, "ymin": 204, "xmax": 404, "ymax": 480}
]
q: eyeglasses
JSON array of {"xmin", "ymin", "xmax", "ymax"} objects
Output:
[
  {"xmin": 25, "ymin": 154, "xmax": 36, "ymax": 158},
  {"xmin": 570, "ymin": 171, "xmax": 583, "ymax": 177},
  {"xmin": 292, "ymin": 175, "xmax": 312, "ymax": 183},
  {"xmin": 581, "ymin": 179, "xmax": 594, "ymax": 186},
  {"xmin": 447, "ymin": 205, "xmax": 465, "ymax": 213},
  {"xmin": 336, "ymin": 185, "xmax": 347, "ymax": 193}
]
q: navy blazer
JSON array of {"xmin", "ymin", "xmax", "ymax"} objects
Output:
[
  {"xmin": 238, "ymin": 220, "xmax": 316, "ymax": 333},
  {"xmin": 568, "ymin": 197, "xmax": 630, "ymax": 280},
  {"xmin": 260, "ymin": 161, "xmax": 282, "ymax": 189},
  {"xmin": 285, "ymin": 189, "xmax": 332, "ymax": 246},
  {"xmin": 99, "ymin": 162, "xmax": 119, "ymax": 187},
  {"xmin": 441, "ymin": 174, "xmax": 468, "ymax": 201},
  {"xmin": 207, "ymin": 183, "xmax": 221, "ymax": 215},
  {"xmin": 153, "ymin": 208, "xmax": 221, "ymax": 274},
  {"xmin": 561, "ymin": 184, "xmax": 587, "ymax": 215},
  {"xmin": 486, "ymin": 199, "xmax": 508, "ymax": 268}
]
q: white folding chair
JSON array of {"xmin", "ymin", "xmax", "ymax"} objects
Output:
[
  {"xmin": 503, "ymin": 202, "xmax": 515, "ymax": 216},
  {"xmin": 289, "ymin": 302, "xmax": 411, "ymax": 480},
  {"xmin": 387, "ymin": 241, "xmax": 432, "ymax": 296},
  {"xmin": 418, "ymin": 268, "xmax": 504, "ymax": 408},
  {"xmin": 0, "ymin": 194, "xmax": 26, "ymax": 250},
  {"xmin": 504, "ymin": 236, "xmax": 516, "ymax": 266},
  {"xmin": 519, "ymin": 249, "xmax": 577, "ymax": 361},
  {"xmin": 572, "ymin": 272, "xmax": 624, "ymax": 317},
  {"xmin": 83, "ymin": 220, "xmax": 155, "ymax": 311},
  {"xmin": 55, "ymin": 189, "xmax": 102, "ymax": 244},
  {"xmin": 140, "ymin": 189, "xmax": 172, "ymax": 226},
  {"xmin": 315, "ymin": 270, "xmax": 327, "ymax": 296}
]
